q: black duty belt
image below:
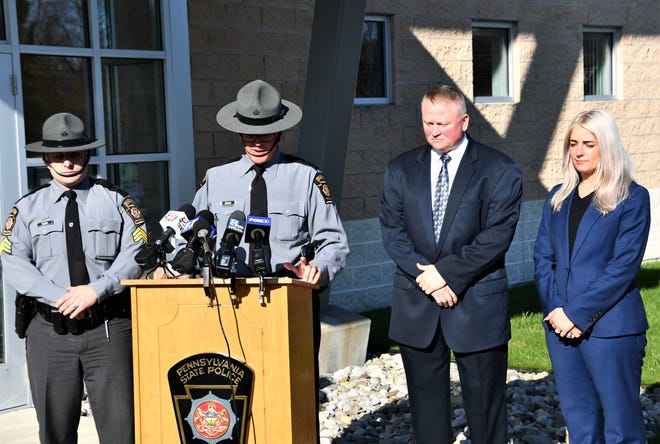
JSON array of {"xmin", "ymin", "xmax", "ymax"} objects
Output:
[{"xmin": 33, "ymin": 290, "xmax": 131, "ymax": 335}]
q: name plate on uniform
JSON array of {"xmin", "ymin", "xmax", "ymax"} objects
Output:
[{"xmin": 168, "ymin": 353, "xmax": 254, "ymax": 443}]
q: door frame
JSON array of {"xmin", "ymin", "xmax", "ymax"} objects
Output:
[{"xmin": 0, "ymin": 52, "xmax": 30, "ymax": 411}]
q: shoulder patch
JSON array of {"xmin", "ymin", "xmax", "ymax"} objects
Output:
[
  {"xmin": 2, "ymin": 207, "xmax": 18, "ymax": 236},
  {"xmin": 122, "ymin": 197, "xmax": 145, "ymax": 226},
  {"xmin": 314, "ymin": 173, "xmax": 334, "ymax": 204}
]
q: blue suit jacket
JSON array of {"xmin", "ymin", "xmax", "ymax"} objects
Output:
[
  {"xmin": 380, "ymin": 137, "xmax": 522, "ymax": 353},
  {"xmin": 533, "ymin": 182, "xmax": 650, "ymax": 337}
]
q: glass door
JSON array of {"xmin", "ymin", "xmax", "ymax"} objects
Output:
[{"xmin": 0, "ymin": 52, "xmax": 30, "ymax": 411}]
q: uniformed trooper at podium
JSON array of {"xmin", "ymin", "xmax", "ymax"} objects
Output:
[
  {"xmin": 193, "ymin": 80, "xmax": 350, "ymax": 435},
  {"xmin": 194, "ymin": 79, "xmax": 350, "ymax": 289},
  {"xmin": 0, "ymin": 112, "xmax": 147, "ymax": 444}
]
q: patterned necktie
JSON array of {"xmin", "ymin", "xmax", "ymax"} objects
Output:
[
  {"xmin": 432, "ymin": 153, "xmax": 451, "ymax": 243},
  {"xmin": 64, "ymin": 190, "xmax": 90, "ymax": 286}
]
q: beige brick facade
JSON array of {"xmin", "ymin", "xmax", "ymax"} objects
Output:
[{"xmin": 187, "ymin": 0, "xmax": 659, "ymax": 310}]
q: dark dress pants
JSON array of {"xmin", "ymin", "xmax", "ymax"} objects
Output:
[
  {"xmin": 400, "ymin": 323, "xmax": 508, "ymax": 444},
  {"xmin": 26, "ymin": 314, "xmax": 134, "ymax": 444}
]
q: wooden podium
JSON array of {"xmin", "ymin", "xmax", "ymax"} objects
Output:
[{"xmin": 123, "ymin": 277, "xmax": 318, "ymax": 443}]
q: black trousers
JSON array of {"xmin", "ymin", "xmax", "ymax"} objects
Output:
[
  {"xmin": 400, "ymin": 324, "xmax": 508, "ymax": 444},
  {"xmin": 26, "ymin": 314, "xmax": 134, "ymax": 444}
]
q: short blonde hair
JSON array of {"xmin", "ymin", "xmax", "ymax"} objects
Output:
[
  {"xmin": 421, "ymin": 85, "xmax": 467, "ymax": 115},
  {"xmin": 551, "ymin": 109, "xmax": 634, "ymax": 214}
]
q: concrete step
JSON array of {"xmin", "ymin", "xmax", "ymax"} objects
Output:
[{"xmin": 319, "ymin": 304, "xmax": 371, "ymax": 374}]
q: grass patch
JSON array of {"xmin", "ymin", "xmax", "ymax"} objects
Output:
[{"xmin": 361, "ymin": 261, "xmax": 660, "ymax": 386}]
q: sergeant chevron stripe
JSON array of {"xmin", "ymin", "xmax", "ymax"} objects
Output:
[
  {"xmin": 0, "ymin": 237, "xmax": 12, "ymax": 255},
  {"xmin": 133, "ymin": 226, "xmax": 148, "ymax": 243}
]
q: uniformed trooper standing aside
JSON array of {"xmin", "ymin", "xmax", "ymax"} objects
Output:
[{"xmin": 0, "ymin": 112, "xmax": 147, "ymax": 444}]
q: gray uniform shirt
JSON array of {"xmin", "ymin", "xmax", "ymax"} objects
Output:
[
  {"xmin": 193, "ymin": 151, "xmax": 349, "ymax": 286},
  {"xmin": 0, "ymin": 177, "xmax": 146, "ymax": 306}
]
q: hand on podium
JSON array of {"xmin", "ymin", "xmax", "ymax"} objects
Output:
[
  {"xmin": 151, "ymin": 265, "xmax": 191, "ymax": 280},
  {"xmin": 283, "ymin": 256, "xmax": 323, "ymax": 284}
]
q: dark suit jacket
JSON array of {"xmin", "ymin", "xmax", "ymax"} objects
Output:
[
  {"xmin": 533, "ymin": 182, "xmax": 650, "ymax": 337},
  {"xmin": 380, "ymin": 137, "xmax": 523, "ymax": 353}
]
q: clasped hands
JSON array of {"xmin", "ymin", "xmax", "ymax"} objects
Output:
[
  {"xmin": 545, "ymin": 307, "xmax": 583, "ymax": 339},
  {"xmin": 56, "ymin": 285, "xmax": 98, "ymax": 320},
  {"xmin": 415, "ymin": 263, "xmax": 457, "ymax": 308}
]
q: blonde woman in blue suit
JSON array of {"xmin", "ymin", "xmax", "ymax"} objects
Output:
[{"xmin": 534, "ymin": 109, "xmax": 651, "ymax": 443}]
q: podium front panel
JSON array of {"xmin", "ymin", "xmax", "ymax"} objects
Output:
[{"xmin": 124, "ymin": 278, "xmax": 318, "ymax": 443}]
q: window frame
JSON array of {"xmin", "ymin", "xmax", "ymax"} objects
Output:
[
  {"xmin": 354, "ymin": 15, "xmax": 392, "ymax": 106},
  {"xmin": 472, "ymin": 21, "xmax": 515, "ymax": 104},
  {"xmin": 12, "ymin": 1, "xmax": 195, "ymax": 223},
  {"xmin": 583, "ymin": 27, "xmax": 618, "ymax": 101}
]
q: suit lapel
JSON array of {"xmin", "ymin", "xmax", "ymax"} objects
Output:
[
  {"xmin": 414, "ymin": 147, "xmax": 437, "ymax": 248},
  {"xmin": 554, "ymin": 191, "xmax": 573, "ymax": 266},
  {"xmin": 437, "ymin": 141, "xmax": 477, "ymax": 253},
  {"xmin": 570, "ymin": 195, "xmax": 601, "ymax": 263}
]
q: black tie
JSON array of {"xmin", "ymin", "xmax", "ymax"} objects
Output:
[
  {"xmin": 64, "ymin": 190, "xmax": 90, "ymax": 286},
  {"xmin": 249, "ymin": 165, "xmax": 270, "ymax": 274},
  {"xmin": 250, "ymin": 164, "xmax": 268, "ymax": 215}
]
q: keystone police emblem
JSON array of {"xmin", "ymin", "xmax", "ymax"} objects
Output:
[
  {"xmin": 168, "ymin": 353, "xmax": 254, "ymax": 444},
  {"xmin": 186, "ymin": 392, "xmax": 237, "ymax": 443}
]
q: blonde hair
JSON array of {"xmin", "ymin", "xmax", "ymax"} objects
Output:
[
  {"xmin": 421, "ymin": 85, "xmax": 467, "ymax": 115},
  {"xmin": 551, "ymin": 109, "xmax": 634, "ymax": 214}
]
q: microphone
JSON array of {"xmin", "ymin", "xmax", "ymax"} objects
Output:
[
  {"xmin": 193, "ymin": 218, "xmax": 216, "ymax": 290},
  {"xmin": 194, "ymin": 219, "xmax": 214, "ymax": 258},
  {"xmin": 156, "ymin": 204, "xmax": 196, "ymax": 252},
  {"xmin": 134, "ymin": 204, "xmax": 195, "ymax": 270},
  {"xmin": 181, "ymin": 209, "xmax": 216, "ymax": 241},
  {"xmin": 246, "ymin": 213, "xmax": 272, "ymax": 275},
  {"xmin": 216, "ymin": 211, "xmax": 247, "ymax": 277},
  {"xmin": 170, "ymin": 237, "xmax": 201, "ymax": 275},
  {"xmin": 134, "ymin": 243, "xmax": 161, "ymax": 270}
]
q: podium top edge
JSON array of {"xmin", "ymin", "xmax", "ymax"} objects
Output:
[{"xmin": 121, "ymin": 277, "xmax": 319, "ymax": 290}]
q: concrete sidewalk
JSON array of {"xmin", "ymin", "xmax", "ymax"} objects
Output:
[{"xmin": 0, "ymin": 407, "xmax": 98, "ymax": 444}]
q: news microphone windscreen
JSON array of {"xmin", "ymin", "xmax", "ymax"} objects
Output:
[
  {"xmin": 246, "ymin": 214, "xmax": 271, "ymax": 228},
  {"xmin": 224, "ymin": 210, "xmax": 246, "ymax": 237},
  {"xmin": 178, "ymin": 204, "xmax": 196, "ymax": 220},
  {"xmin": 246, "ymin": 214, "xmax": 271, "ymax": 243},
  {"xmin": 170, "ymin": 247, "xmax": 197, "ymax": 274},
  {"xmin": 159, "ymin": 204, "xmax": 196, "ymax": 241},
  {"xmin": 197, "ymin": 209, "xmax": 215, "ymax": 224},
  {"xmin": 193, "ymin": 218, "xmax": 212, "ymax": 236},
  {"xmin": 180, "ymin": 209, "xmax": 214, "ymax": 240}
]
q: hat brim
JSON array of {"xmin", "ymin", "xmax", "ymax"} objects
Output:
[
  {"xmin": 26, "ymin": 139, "xmax": 105, "ymax": 153},
  {"xmin": 216, "ymin": 99, "xmax": 302, "ymax": 135}
]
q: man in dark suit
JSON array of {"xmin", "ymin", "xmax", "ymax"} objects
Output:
[{"xmin": 380, "ymin": 85, "xmax": 522, "ymax": 444}]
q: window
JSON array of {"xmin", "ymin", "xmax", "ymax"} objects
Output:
[
  {"xmin": 0, "ymin": 1, "xmax": 6, "ymax": 41},
  {"xmin": 472, "ymin": 22, "xmax": 514, "ymax": 102},
  {"xmin": 583, "ymin": 29, "xmax": 616, "ymax": 98},
  {"xmin": 355, "ymin": 15, "xmax": 391, "ymax": 105},
  {"xmin": 16, "ymin": 0, "xmax": 192, "ymax": 236}
]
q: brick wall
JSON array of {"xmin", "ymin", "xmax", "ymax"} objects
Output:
[{"xmin": 187, "ymin": 0, "xmax": 660, "ymax": 313}]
